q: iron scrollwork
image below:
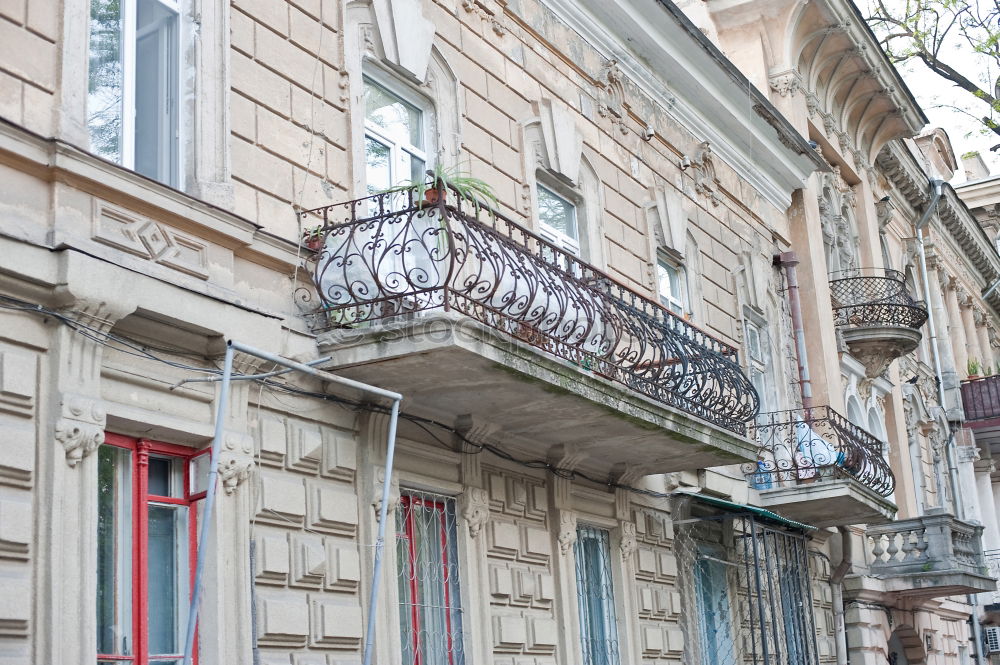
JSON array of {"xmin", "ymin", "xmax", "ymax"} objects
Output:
[
  {"xmin": 300, "ymin": 188, "xmax": 759, "ymax": 435},
  {"xmin": 829, "ymin": 268, "xmax": 929, "ymax": 330},
  {"xmin": 743, "ymin": 405, "xmax": 895, "ymax": 497}
]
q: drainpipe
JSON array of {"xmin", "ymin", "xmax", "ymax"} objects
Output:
[
  {"xmin": 913, "ymin": 179, "xmax": 964, "ymax": 520},
  {"xmin": 181, "ymin": 341, "xmax": 403, "ymax": 665},
  {"xmin": 914, "ymin": 182, "xmax": 984, "ymax": 665},
  {"xmin": 830, "ymin": 526, "xmax": 853, "ymax": 665},
  {"xmin": 774, "ymin": 252, "xmax": 814, "ymax": 409}
]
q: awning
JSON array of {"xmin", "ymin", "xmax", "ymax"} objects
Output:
[{"xmin": 675, "ymin": 492, "xmax": 817, "ymax": 532}]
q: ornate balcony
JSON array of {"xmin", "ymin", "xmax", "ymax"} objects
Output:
[
  {"xmin": 743, "ymin": 406, "xmax": 896, "ymax": 526},
  {"xmin": 864, "ymin": 511, "xmax": 993, "ymax": 598},
  {"xmin": 297, "ymin": 188, "xmax": 760, "ymax": 476},
  {"xmin": 961, "ymin": 376, "xmax": 1000, "ymax": 450},
  {"xmin": 830, "ymin": 268, "xmax": 928, "ymax": 378}
]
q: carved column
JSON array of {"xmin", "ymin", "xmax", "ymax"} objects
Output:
[
  {"xmin": 36, "ymin": 289, "xmax": 136, "ymax": 665},
  {"xmin": 943, "ymin": 276, "xmax": 970, "ymax": 378},
  {"xmin": 958, "ymin": 291, "xmax": 982, "ymax": 372},
  {"xmin": 357, "ymin": 408, "xmax": 402, "ymax": 665},
  {"xmin": 922, "ymin": 255, "xmax": 959, "ymax": 412},
  {"xmin": 200, "ymin": 351, "xmax": 258, "ymax": 665},
  {"xmin": 975, "ymin": 309, "xmax": 994, "ymax": 373},
  {"xmin": 455, "ymin": 416, "xmax": 492, "ymax": 665},
  {"xmin": 549, "ymin": 470, "xmax": 583, "ymax": 665},
  {"xmin": 614, "ymin": 481, "xmax": 640, "ymax": 665},
  {"xmin": 975, "ymin": 457, "xmax": 1000, "ymax": 552}
]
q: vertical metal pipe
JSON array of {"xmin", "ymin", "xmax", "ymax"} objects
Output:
[
  {"xmin": 774, "ymin": 252, "xmax": 814, "ymax": 409},
  {"xmin": 749, "ymin": 517, "xmax": 772, "ymax": 665},
  {"xmin": 362, "ymin": 398, "xmax": 401, "ymax": 665},
  {"xmin": 182, "ymin": 341, "xmax": 235, "ymax": 665}
]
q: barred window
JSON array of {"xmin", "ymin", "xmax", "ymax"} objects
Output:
[
  {"xmin": 396, "ymin": 491, "xmax": 465, "ymax": 665},
  {"xmin": 695, "ymin": 546, "xmax": 736, "ymax": 665},
  {"xmin": 574, "ymin": 525, "xmax": 621, "ymax": 665}
]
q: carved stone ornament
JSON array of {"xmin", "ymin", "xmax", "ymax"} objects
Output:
[
  {"xmin": 55, "ymin": 394, "xmax": 107, "ymax": 466},
  {"xmin": 372, "ymin": 466, "xmax": 400, "ymax": 521},
  {"xmin": 596, "ymin": 59, "xmax": 629, "ymax": 135},
  {"xmin": 619, "ymin": 521, "xmax": 637, "ymax": 559},
  {"xmin": 768, "ymin": 70, "xmax": 801, "ymax": 97},
  {"xmin": 461, "ymin": 487, "xmax": 490, "ymax": 538},
  {"xmin": 875, "ymin": 197, "xmax": 895, "ymax": 230},
  {"xmin": 691, "ymin": 141, "xmax": 721, "ymax": 206},
  {"xmin": 219, "ymin": 432, "xmax": 255, "ymax": 494},
  {"xmin": 558, "ymin": 511, "xmax": 578, "ymax": 555}
]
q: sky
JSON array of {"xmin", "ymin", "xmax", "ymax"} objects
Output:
[{"xmin": 862, "ymin": 0, "xmax": 1000, "ymax": 183}]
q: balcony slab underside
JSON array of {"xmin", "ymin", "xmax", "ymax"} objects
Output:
[
  {"xmin": 756, "ymin": 479, "xmax": 895, "ymax": 527},
  {"xmin": 316, "ymin": 314, "xmax": 757, "ymax": 478}
]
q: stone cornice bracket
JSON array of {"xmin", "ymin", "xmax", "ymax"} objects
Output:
[
  {"xmin": 219, "ymin": 431, "xmax": 255, "ymax": 495},
  {"xmin": 52, "ymin": 290, "xmax": 137, "ymax": 467},
  {"xmin": 876, "ymin": 197, "xmax": 895, "ymax": 230},
  {"xmin": 690, "ymin": 140, "xmax": 721, "ymax": 207},
  {"xmin": 619, "ymin": 520, "xmax": 637, "ymax": 560},
  {"xmin": 55, "ymin": 393, "xmax": 107, "ymax": 467},
  {"xmin": 460, "ymin": 487, "xmax": 490, "ymax": 538},
  {"xmin": 768, "ymin": 70, "xmax": 802, "ymax": 98},
  {"xmin": 557, "ymin": 510, "xmax": 578, "ymax": 555},
  {"xmin": 372, "ymin": 465, "xmax": 400, "ymax": 522}
]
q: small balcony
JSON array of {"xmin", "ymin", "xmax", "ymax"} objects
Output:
[
  {"xmin": 830, "ymin": 268, "xmax": 928, "ymax": 378},
  {"xmin": 961, "ymin": 376, "xmax": 1000, "ymax": 450},
  {"xmin": 865, "ymin": 511, "xmax": 994, "ymax": 599},
  {"xmin": 982, "ymin": 550, "xmax": 1000, "ymax": 623},
  {"xmin": 297, "ymin": 188, "xmax": 760, "ymax": 477},
  {"xmin": 743, "ymin": 406, "xmax": 896, "ymax": 527}
]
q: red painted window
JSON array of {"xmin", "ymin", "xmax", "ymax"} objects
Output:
[
  {"xmin": 97, "ymin": 433, "xmax": 207, "ymax": 665},
  {"xmin": 395, "ymin": 491, "xmax": 465, "ymax": 665}
]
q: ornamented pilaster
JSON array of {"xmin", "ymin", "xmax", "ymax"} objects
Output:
[
  {"xmin": 557, "ymin": 510, "xmax": 578, "ymax": 555},
  {"xmin": 461, "ymin": 487, "xmax": 490, "ymax": 538},
  {"xmin": 690, "ymin": 141, "xmax": 721, "ymax": 207},
  {"xmin": 219, "ymin": 431, "xmax": 255, "ymax": 494},
  {"xmin": 55, "ymin": 394, "xmax": 107, "ymax": 466},
  {"xmin": 619, "ymin": 521, "xmax": 637, "ymax": 559}
]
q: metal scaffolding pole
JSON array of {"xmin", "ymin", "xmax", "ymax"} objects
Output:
[{"xmin": 181, "ymin": 340, "xmax": 403, "ymax": 665}]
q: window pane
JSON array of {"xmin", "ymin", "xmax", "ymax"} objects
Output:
[
  {"xmin": 537, "ymin": 186, "xmax": 578, "ymax": 241},
  {"xmin": 147, "ymin": 504, "xmax": 189, "ymax": 658},
  {"xmin": 695, "ymin": 553, "xmax": 734, "ymax": 665},
  {"xmin": 396, "ymin": 492, "xmax": 464, "ymax": 665},
  {"xmin": 88, "ymin": 0, "xmax": 124, "ymax": 162},
  {"xmin": 135, "ymin": 0, "xmax": 179, "ymax": 186},
  {"xmin": 97, "ymin": 445, "xmax": 133, "ymax": 657},
  {"xmin": 574, "ymin": 526, "xmax": 620, "ymax": 665},
  {"xmin": 366, "ymin": 137, "xmax": 392, "ymax": 196},
  {"xmin": 364, "ymin": 79, "xmax": 423, "ymax": 148},
  {"xmin": 189, "ymin": 451, "xmax": 209, "ymax": 496}
]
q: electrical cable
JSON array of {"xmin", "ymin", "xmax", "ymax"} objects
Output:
[{"xmin": 1, "ymin": 293, "xmax": 735, "ymax": 509}]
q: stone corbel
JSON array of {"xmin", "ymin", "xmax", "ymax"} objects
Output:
[
  {"xmin": 461, "ymin": 487, "xmax": 490, "ymax": 538},
  {"xmin": 372, "ymin": 465, "xmax": 400, "ymax": 521},
  {"xmin": 619, "ymin": 521, "xmax": 637, "ymax": 560},
  {"xmin": 768, "ymin": 70, "xmax": 802, "ymax": 98},
  {"xmin": 55, "ymin": 393, "xmax": 108, "ymax": 467},
  {"xmin": 557, "ymin": 510, "xmax": 578, "ymax": 555},
  {"xmin": 875, "ymin": 197, "xmax": 895, "ymax": 230},
  {"xmin": 218, "ymin": 431, "xmax": 255, "ymax": 495}
]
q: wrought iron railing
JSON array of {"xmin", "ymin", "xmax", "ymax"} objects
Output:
[
  {"xmin": 298, "ymin": 187, "xmax": 759, "ymax": 434},
  {"xmin": 829, "ymin": 268, "xmax": 928, "ymax": 329},
  {"xmin": 742, "ymin": 406, "xmax": 894, "ymax": 497},
  {"xmin": 866, "ymin": 513, "xmax": 986, "ymax": 576},
  {"xmin": 961, "ymin": 375, "xmax": 1000, "ymax": 422}
]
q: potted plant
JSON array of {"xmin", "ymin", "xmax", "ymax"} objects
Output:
[
  {"xmin": 380, "ymin": 164, "xmax": 499, "ymax": 216},
  {"xmin": 302, "ymin": 225, "xmax": 324, "ymax": 251},
  {"xmin": 968, "ymin": 358, "xmax": 982, "ymax": 379}
]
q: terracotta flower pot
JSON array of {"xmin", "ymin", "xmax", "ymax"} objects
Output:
[{"xmin": 422, "ymin": 187, "xmax": 447, "ymax": 206}]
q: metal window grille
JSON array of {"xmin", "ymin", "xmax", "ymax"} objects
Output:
[
  {"xmin": 674, "ymin": 500, "xmax": 818, "ymax": 665},
  {"xmin": 396, "ymin": 490, "xmax": 465, "ymax": 665},
  {"xmin": 575, "ymin": 525, "xmax": 622, "ymax": 665}
]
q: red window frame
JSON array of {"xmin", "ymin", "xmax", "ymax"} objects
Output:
[
  {"xmin": 397, "ymin": 493, "xmax": 462, "ymax": 665},
  {"xmin": 98, "ymin": 432, "xmax": 206, "ymax": 665}
]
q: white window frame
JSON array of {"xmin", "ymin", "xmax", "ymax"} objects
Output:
[
  {"xmin": 536, "ymin": 183, "xmax": 581, "ymax": 256},
  {"xmin": 362, "ymin": 74, "xmax": 431, "ymax": 194},
  {"xmin": 743, "ymin": 314, "xmax": 776, "ymax": 414},
  {"xmin": 655, "ymin": 252, "xmax": 688, "ymax": 315},
  {"xmin": 87, "ymin": 0, "xmax": 182, "ymax": 187}
]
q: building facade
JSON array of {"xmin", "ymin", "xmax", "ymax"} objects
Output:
[{"xmin": 2, "ymin": 0, "xmax": 1000, "ymax": 664}]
